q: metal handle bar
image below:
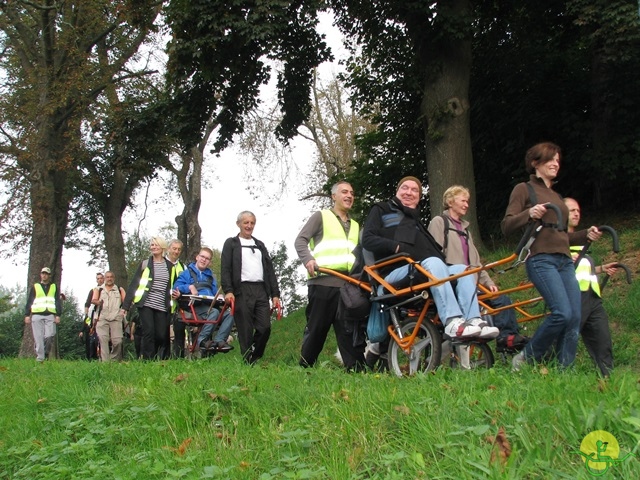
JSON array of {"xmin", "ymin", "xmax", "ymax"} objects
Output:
[
  {"xmin": 600, "ymin": 262, "xmax": 633, "ymax": 290},
  {"xmin": 573, "ymin": 225, "xmax": 620, "ymax": 267}
]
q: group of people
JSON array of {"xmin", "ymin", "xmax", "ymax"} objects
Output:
[
  {"xmin": 116, "ymin": 213, "xmax": 282, "ymax": 364},
  {"xmin": 24, "ymin": 141, "xmax": 618, "ymax": 375}
]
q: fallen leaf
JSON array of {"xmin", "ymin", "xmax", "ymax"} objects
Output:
[
  {"xmin": 539, "ymin": 366, "xmax": 549, "ymax": 375},
  {"xmin": 37, "ymin": 398, "xmax": 46, "ymax": 403},
  {"xmin": 489, "ymin": 427, "xmax": 512, "ymax": 466},
  {"xmin": 165, "ymin": 437, "xmax": 192, "ymax": 456},
  {"xmin": 174, "ymin": 373, "xmax": 188, "ymax": 383},
  {"xmin": 393, "ymin": 405, "xmax": 411, "ymax": 415},
  {"xmin": 597, "ymin": 378, "xmax": 608, "ymax": 392}
]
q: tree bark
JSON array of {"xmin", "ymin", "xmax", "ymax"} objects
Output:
[
  {"xmin": 19, "ymin": 120, "xmax": 71, "ymax": 358},
  {"xmin": 175, "ymin": 145, "xmax": 203, "ymax": 262},
  {"xmin": 413, "ymin": 0, "xmax": 482, "ymax": 247}
]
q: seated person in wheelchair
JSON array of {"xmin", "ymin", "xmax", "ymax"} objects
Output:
[
  {"xmin": 428, "ymin": 185, "xmax": 527, "ymax": 351},
  {"xmin": 361, "ymin": 176, "xmax": 499, "ymax": 340},
  {"xmin": 173, "ymin": 247, "xmax": 234, "ymax": 353}
]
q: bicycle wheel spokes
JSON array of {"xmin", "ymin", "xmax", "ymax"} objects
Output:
[{"xmin": 389, "ymin": 320, "xmax": 441, "ymax": 377}]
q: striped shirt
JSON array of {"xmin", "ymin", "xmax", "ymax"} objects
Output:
[{"xmin": 143, "ymin": 261, "xmax": 169, "ymax": 311}]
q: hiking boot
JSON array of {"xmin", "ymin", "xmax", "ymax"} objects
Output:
[
  {"xmin": 444, "ymin": 317, "xmax": 481, "ymax": 339},
  {"xmin": 496, "ymin": 334, "xmax": 529, "ymax": 352},
  {"xmin": 201, "ymin": 340, "xmax": 217, "ymax": 351},
  {"xmin": 512, "ymin": 351, "xmax": 526, "ymax": 371},
  {"xmin": 467, "ymin": 317, "xmax": 500, "ymax": 339},
  {"xmin": 215, "ymin": 341, "xmax": 234, "ymax": 353}
]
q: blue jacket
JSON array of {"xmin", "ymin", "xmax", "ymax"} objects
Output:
[{"xmin": 173, "ymin": 262, "xmax": 218, "ymax": 296}]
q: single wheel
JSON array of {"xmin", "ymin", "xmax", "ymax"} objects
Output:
[
  {"xmin": 448, "ymin": 341, "xmax": 494, "ymax": 369},
  {"xmin": 388, "ymin": 320, "xmax": 442, "ymax": 377}
]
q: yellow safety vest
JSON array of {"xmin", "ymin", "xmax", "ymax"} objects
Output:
[
  {"xmin": 31, "ymin": 283, "xmax": 57, "ymax": 314},
  {"xmin": 571, "ymin": 246, "xmax": 601, "ymax": 296},
  {"xmin": 133, "ymin": 266, "xmax": 152, "ymax": 303},
  {"xmin": 309, "ymin": 210, "xmax": 359, "ymax": 274},
  {"xmin": 133, "ymin": 259, "xmax": 180, "ymax": 309},
  {"xmin": 170, "ymin": 261, "xmax": 185, "ymax": 313}
]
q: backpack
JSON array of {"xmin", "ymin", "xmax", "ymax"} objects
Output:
[{"xmin": 438, "ymin": 215, "xmax": 469, "ymax": 255}]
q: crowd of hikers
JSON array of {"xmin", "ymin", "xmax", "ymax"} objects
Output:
[{"xmin": 24, "ymin": 142, "xmax": 620, "ymax": 376}]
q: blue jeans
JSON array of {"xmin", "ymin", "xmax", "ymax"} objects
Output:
[
  {"xmin": 384, "ymin": 258, "xmax": 480, "ymax": 325},
  {"xmin": 196, "ymin": 306, "xmax": 234, "ymax": 346},
  {"xmin": 486, "ymin": 294, "xmax": 519, "ymax": 337},
  {"xmin": 524, "ymin": 253, "xmax": 581, "ymax": 367}
]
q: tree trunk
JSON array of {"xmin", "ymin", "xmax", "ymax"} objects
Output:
[
  {"xmin": 173, "ymin": 119, "xmax": 218, "ymax": 261},
  {"xmin": 103, "ymin": 168, "xmax": 131, "ymax": 287},
  {"xmin": 19, "ymin": 123, "xmax": 71, "ymax": 358},
  {"xmin": 414, "ymin": 0, "xmax": 482, "ymax": 247},
  {"xmin": 175, "ymin": 145, "xmax": 203, "ymax": 261}
]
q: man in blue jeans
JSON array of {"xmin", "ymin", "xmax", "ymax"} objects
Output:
[
  {"xmin": 362, "ymin": 176, "xmax": 499, "ymax": 340},
  {"xmin": 173, "ymin": 247, "xmax": 234, "ymax": 355}
]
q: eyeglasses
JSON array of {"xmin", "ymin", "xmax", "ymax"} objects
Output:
[{"xmin": 198, "ymin": 254, "xmax": 212, "ymax": 261}]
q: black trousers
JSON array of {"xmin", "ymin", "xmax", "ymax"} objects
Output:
[
  {"xmin": 138, "ymin": 306, "xmax": 170, "ymax": 360},
  {"xmin": 580, "ymin": 290, "xmax": 613, "ymax": 377},
  {"xmin": 82, "ymin": 324, "xmax": 98, "ymax": 360},
  {"xmin": 300, "ymin": 284, "xmax": 365, "ymax": 370},
  {"xmin": 235, "ymin": 282, "xmax": 271, "ymax": 363},
  {"xmin": 172, "ymin": 313, "xmax": 187, "ymax": 358}
]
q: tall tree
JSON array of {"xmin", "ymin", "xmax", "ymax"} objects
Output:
[
  {"xmin": 162, "ymin": 117, "xmax": 219, "ymax": 262},
  {"xmin": 163, "ymin": 0, "xmax": 332, "ymax": 266},
  {"xmin": 332, "ymin": 1, "xmax": 480, "ymax": 240},
  {"xmin": 0, "ymin": 0, "xmax": 161, "ymax": 284},
  {"xmin": 0, "ymin": 0, "xmax": 161, "ymax": 355}
]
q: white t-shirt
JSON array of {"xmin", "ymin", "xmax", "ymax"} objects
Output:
[{"xmin": 240, "ymin": 237, "xmax": 264, "ymax": 282}]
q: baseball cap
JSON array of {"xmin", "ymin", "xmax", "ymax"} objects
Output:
[{"xmin": 41, "ymin": 267, "xmax": 51, "ymax": 274}]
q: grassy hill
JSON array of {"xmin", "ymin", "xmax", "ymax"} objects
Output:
[{"xmin": 1, "ymin": 215, "xmax": 639, "ymax": 479}]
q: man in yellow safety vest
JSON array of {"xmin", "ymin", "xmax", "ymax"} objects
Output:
[
  {"xmin": 566, "ymin": 198, "xmax": 618, "ymax": 377},
  {"xmin": 295, "ymin": 180, "xmax": 365, "ymax": 371},
  {"xmin": 24, "ymin": 267, "xmax": 62, "ymax": 362}
]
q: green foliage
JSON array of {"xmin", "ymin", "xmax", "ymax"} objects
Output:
[
  {"xmin": 0, "ymin": 287, "xmax": 84, "ymax": 359},
  {"xmin": 471, "ymin": 0, "xmax": 640, "ymax": 235},
  {"xmin": 332, "ymin": 1, "xmax": 430, "ymax": 221},
  {"xmin": 164, "ymin": 0, "xmax": 332, "ymax": 150},
  {"xmin": 269, "ymin": 241, "xmax": 306, "ymax": 315}
]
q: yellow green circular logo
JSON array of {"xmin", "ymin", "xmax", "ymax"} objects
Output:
[{"xmin": 579, "ymin": 430, "xmax": 620, "ymax": 472}]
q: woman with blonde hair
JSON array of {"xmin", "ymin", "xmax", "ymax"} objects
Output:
[{"xmin": 122, "ymin": 237, "xmax": 178, "ymax": 359}]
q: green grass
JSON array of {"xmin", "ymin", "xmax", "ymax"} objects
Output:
[
  {"xmin": 1, "ymin": 221, "xmax": 639, "ymax": 479},
  {"xmin": 2, "ymin": 310, "xmax": 640, "ymax": 479}
]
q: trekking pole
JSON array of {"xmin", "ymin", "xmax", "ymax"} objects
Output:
[{"xmin": 573, "ymin": 225, "xmax": 619, "ymax": 267}]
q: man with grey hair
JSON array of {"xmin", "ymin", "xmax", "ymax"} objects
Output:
[
  {"xmin": 295, "ymin": 181, "xmax": 365, "ymax": 371},
  {"xmin": 165, "ymin": 239, "xmax": 186, "ymax": 358},
  {"xmin": 221, "ymin": 211, "xmax": 281, "ymax": 365}
]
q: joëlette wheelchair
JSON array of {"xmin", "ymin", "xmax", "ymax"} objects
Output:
[
  {"xmin": 318, "ymin": 203, "xmax": 564, "ymax": 377},
  {"xmin": 176, "ymin": 293, "xmax": 234, "ymax": 357}
]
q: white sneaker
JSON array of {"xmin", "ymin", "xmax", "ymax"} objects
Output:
[
  {"xmin": 468, "ymin": 317, "xmax": 500, "ymax": 339},
  {"xmin": 444, "ymin": 317, "xmax": 481, "ymax": 339}
]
